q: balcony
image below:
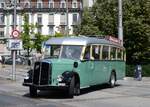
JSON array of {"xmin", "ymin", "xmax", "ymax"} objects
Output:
[
  {"xmin": 0, "ymin": 22, "xmax": 5, "ymax": 27},
  {"xmin": 60, "ymin": 22, "xmax": 67, "ymax": 26},
  {"xmin": 48, "ymin": 22, "xmax": 54, "ymax": 26},
  {"xmin": 1, "ymin": 2, "xmax": 82, "ymax": 13}
]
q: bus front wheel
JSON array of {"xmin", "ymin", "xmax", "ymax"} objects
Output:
[
  {"xmin": 29, "ymin": 86, "xmax": 37, "ymax": 97},
  {"xmin": 68, "ymin": 76, "xmax": 75, "ymax": 98}
]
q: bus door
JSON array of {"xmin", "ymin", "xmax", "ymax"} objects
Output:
[
  {"xmin": 82, "ymin": 46, "xmax": 94, "ymax": 86},
  {"xmin": 91, "ymin": 45, "xmax": 103, "ymax": 85}
]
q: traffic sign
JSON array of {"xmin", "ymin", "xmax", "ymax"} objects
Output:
[{"xmin": 12, "ymin": 30, "xmax": 20, "ymax": 38}]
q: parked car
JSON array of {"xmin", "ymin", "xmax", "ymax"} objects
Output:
[{"xmin": 4, "ymin": 56, "xmax": 27, "ymax": 65}]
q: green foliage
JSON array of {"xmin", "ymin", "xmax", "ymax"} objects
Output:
[
  {"xmin": 123, "ymin": 0, "xmax": 150, "ymax": 64},
  {"xmin": 34, "ymin": 33, "xmax": 50, "ymax": 52},
  {"xmin": 74, "ymin": 8, "xmax": 101, "ymax": 35},
  {"xmin": 20, "ymin": 14, "xmax": 35, "ymax": 56},
  {"xmin": 54, "ymin": 32, "xmax": 64, "ymax": 37}
]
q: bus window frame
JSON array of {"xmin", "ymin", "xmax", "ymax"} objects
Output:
[
  {"xmin": 102, "ymin": 45, "xmax": 110, "ymax": 60},
  {"xmin": 91, "ymin": 44, "xmax": 101, "ymax": 60},
  {"xmin": 82, "ymin": 45, "xmax": 91, "ymax": 61}
]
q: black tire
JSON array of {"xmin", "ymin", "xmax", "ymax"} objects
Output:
[
  {"xmin": 74, "ymin": 82, "xmax": 80, "ymax": 96},
  {"xmin": 109, "ymin": 72, "xmax": 116, "ymax": 88},
  {"xmin": 68, "ymin": 77, "xmax": 75, "ymax": 98},
  {"xmin": 29, "ymin": 86, "xmax": 37, "ymax": 97}
]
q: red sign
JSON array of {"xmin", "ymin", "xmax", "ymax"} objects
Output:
[
  {"xmin": 12, "ymin": 30, "xmax": 20, "ymax": 38},
  {"xmin": 106, "ymin": 36, "xmax": 122, "ymax": 44}
]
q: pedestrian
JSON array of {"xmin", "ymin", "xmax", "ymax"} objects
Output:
[
  {"xmin": 134, "ymin": 63, "xmax": 142, "ymax": 81},
  {"xmin": 35, "ymin": 50, "xmax": 42, "ymax": 61}
]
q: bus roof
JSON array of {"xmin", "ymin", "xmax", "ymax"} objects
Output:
[{"xmin": 45, "ymin": 36, "xmax": 123, "ymax": 48}]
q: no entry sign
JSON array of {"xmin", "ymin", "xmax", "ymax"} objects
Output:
[{"xmin": 12, "ymin": 30, "xmax": 20, "ymax": 38}]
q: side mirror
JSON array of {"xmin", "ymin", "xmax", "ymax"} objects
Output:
[{"xmin": 74, "ymin": 62, "xmax": 78, "ymax": 68}]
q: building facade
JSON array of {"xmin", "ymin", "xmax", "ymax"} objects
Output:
[
  {"xmin": 0, "ymin": 0, "xmax": 82, "ymax": 55},
  {"xmin": 82, "ymin": 0, "xmax": 96, "ymax": 7}
]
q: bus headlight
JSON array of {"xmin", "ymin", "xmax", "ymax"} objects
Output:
[
  {"xmin": 24, "ymin": 72, "xmax": 29, "ymax": 80},
  {"xmin": 57, "ymin": 75, "xmax": 63, "ymax": 82}
]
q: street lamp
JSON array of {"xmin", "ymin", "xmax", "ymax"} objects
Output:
[{"xmin": 118, "ymin": 0, "xmax": 123, "ymax": 46}]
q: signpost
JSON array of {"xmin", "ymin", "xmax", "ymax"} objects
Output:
[{"xmin": 10, "ymin": 29, "xmax": 22, "ymax": 81}]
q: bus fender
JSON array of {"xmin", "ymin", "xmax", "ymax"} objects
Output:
[{"xmin": 61, "ymin": 71, "xmax": 80, "ymax": 85}]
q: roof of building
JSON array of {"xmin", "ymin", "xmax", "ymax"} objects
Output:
[{"xmin": 45, "ymin": 36, "xmax": 123, "ymax": 48}]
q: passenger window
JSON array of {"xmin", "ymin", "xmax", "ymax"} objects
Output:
[
  {"xmin": 117, "ymin": 49, "xmax": 123, "ymax": 60},
  {"xmin": 110, "ymin": 47, "xmax": 116, "ymax": 60},
  {"xmin": 83, "ymin": 46, "xmax": 90, "ymax": 60},
  {"xmin": 92, "ymin": 45, "xmax": 100, "ymax": 60},
  {"xmin": 102, "ymin": 46, "xmax": 109, "ymax": 60}
]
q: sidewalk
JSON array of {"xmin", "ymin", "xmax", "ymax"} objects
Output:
[{"xmin": 0, "ymin": 64, "xmax": 30, "ymax": 82}]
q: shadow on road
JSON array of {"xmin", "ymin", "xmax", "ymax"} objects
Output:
[{"xmin": 23, "ymin": 84, "xmax": 121, "ymax": 99}]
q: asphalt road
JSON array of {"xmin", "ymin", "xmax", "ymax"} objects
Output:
[
  {"xmin": 0, "ymin": 65, "xmax": 150, "ymax": 107},
  {"xmin": 0, "ymin": 77, "xmax": 150, "ymax": 107}
]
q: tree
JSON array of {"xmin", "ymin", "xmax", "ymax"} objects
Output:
[
  {"xmin": 21, "ymin": 14, "xmax": 50, "ymax": 55},
  {"xmin": 74, "ymin": 8, "xmax": 100, "ymax": 35},
  {"xmin": 123, "ymin": 0, "xmax": 150, "ymax": 64},
  {"xmin": 20, "ymin": 14, "xmax": 35, "ymax": 57},
  {"xmin": 34, "ymin": 32, "xmax": 50, "ymax": 52}
]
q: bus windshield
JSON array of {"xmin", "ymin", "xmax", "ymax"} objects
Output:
[
  {"xmin": 60, "ymin": 45, "xmax": 82, "ymax": 60},
  {"xmin": 44, "ymin": 45, "xmax": 83, "ymax": 60}
]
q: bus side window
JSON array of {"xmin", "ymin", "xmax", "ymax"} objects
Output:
[
  {"xmin": 92, "ymin": 45, "xmax": 100, "ymax": 60},
  {"xmin": 110, "ymin": 47, "xmax": 116, "ymax": 60},
  {"xmin": 83, "ymin": 46, "xmax": 90, "ymax": 60},
  {"xmin": 102, "ymin": 46, "xmax": 109, "ymax": 60},
  {"xmin": 117, "ymin": 48, "xmax": 123, "ymax": 60}
]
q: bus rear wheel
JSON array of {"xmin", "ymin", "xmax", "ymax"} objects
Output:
[{"xmin": 109, "ymin": 72, "xmax": 116, "ymax": 88}]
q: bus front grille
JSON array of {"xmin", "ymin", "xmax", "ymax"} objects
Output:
[{"xmin": 33, "ymin": 62, "xmax": 51, "ymax": 85}]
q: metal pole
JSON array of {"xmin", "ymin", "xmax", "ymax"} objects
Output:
[
  {"xmin": 118, "ymin": 0, "xmax": 123, "ymax": 46},
  {"xmin": 66, "ymin": 0, "xmax": 69, "ymax": 36},
  {"xmin": 12, "ymin": 0, "xmax": 17, "ymax": 81}
]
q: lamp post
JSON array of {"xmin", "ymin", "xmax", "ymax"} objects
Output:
[
  {"xmin": 118, "ymin": 0, "xmax": 123, "ymax": 46},
  {"xmin": 12, "ymin": 0, "xmax": 17, "ymax": 81}
]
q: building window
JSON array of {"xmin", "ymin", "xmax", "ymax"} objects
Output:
[
  {"xmin": 49, "ymin": 14, "xmax": 54, "ymax": 25},
  {"xmin": 60, "ymin": 14, "xmax": 66, "ymax": 25},
  {"xmin": 72, "ymin": 14, "xmax": 78, "ymax": 25},
  {"xmin": 49, "ymin": 26, "xmax": 54, "ymax": 35},
  {"xmin": 0, "ymin": 31, "xmax": 4, "ymax": 37},
  {"xmin": 0, "ymin": 14, "xmax": 4, "ymax": 24},
  {"xmin": 60, "ymin": 25, "xmax": 66, "ymax": 34},
  {"xmin": 60, "ymin": 0, "xmax": 66, "ymax": 8},
  {"xmin": 37, "ymin": 14, "xmax": 42, "ymax": 25},
  {"xmin": 49, "ymin": 0, "xmax": 54, "ymax": 8},
  {"xmin": 0, "ymin": 3, "xmax": 5, "ymax": 8},
  {"xmin": 24, "ymin": 2, "xmax": 30, "ymax": 8},
  {"xmin": 37, "ymin": 0, "xmax": 43, "ymax": 8},
  {"xmin": 72, "ymin": 0, "xmax": 77, "ymax": 8}
]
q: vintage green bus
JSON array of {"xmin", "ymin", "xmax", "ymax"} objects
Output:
[{"xmin": 23, "ymin": 36, "xmax": 125, "ymax": 98}]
